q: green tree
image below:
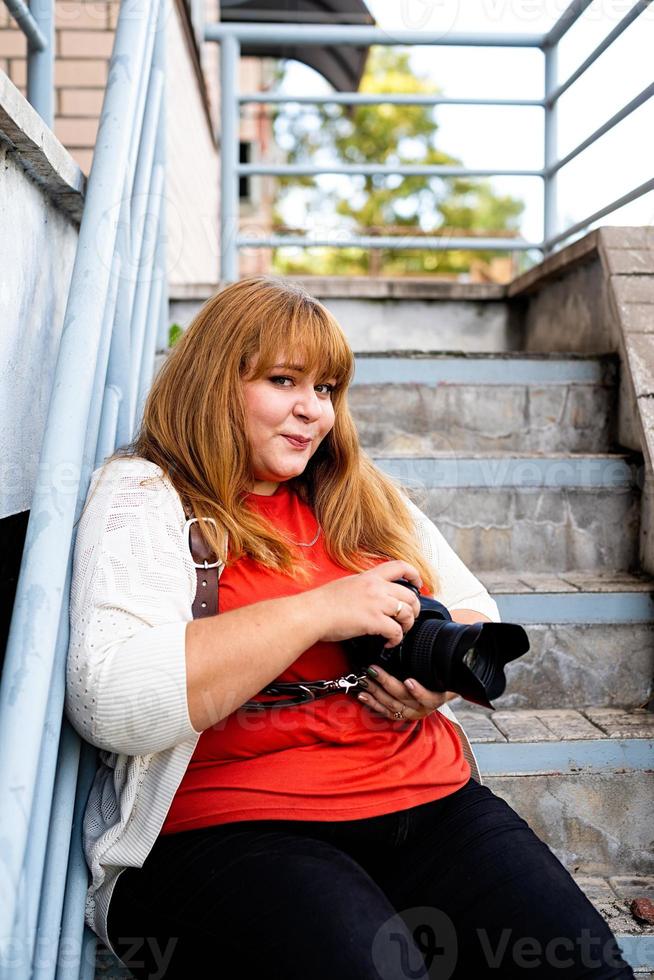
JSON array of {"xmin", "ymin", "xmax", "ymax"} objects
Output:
[{"xmin": 272, "ymin": 48, "xmax": 525, "ymax": 278}]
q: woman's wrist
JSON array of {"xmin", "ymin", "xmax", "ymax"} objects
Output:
[{"xmin": 449, "ymin": 608, "xmax": 492, "ymax": 624}]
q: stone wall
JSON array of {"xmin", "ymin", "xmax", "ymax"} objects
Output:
[
  {"xmin": 0, "ymin": 73, "xmax": 83, "ymax": 519},
  {"xmin": 510, "ymin": 228, "xmax": 654, "ymax": 574}
]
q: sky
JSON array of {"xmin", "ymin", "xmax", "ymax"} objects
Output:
[{"xmin": 274, "ymin": 0, "xmax": 652, "ymax": 256}]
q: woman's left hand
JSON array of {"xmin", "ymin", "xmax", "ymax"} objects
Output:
[{"xmin": 355, "ymin": 664, "xmax": 458, "ymax": 722}]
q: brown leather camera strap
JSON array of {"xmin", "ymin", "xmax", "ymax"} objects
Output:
[
  {"xmin": 182, "ymin": 500, "xmax": 220, "ymax": 619},
  {"xmin": 181, "ymin": 498, "xmax": 367, "ymax": 709}
]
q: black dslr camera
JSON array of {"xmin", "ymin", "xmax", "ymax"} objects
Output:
[{"xmin": 343, "ymin": 578, "xmax": 530, "ymax": 709}]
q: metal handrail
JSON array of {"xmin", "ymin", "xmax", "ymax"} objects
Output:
[
  {"xmin": 0, "ymin": 1, "xmax": 168, "ymax": 976},
  {"xmin": 546, "ymin": 81, "xmax": 654, "ymax": 177},
  {"xmin": 544, "ymin": 0, "xmax": 652, "ymax": 105},
  {"xmin": 206, "ymin": 8, "xmax": 653, "ymax": 280},
  {"xmin": 544, "ymin": 175, "xmax": 654, "ymax": 252},
  {"xmin": 238, "ymin": 164, "xmax": 544, "ymax": 178},
  {"xmin": 1, "ymin": 0, "xmax": 53, "ymax": 124},
  {"xmin": 2, "ymin": 0, "xmax": 45, "ymax": 47},
  {"xmin": 240, "ymin": 93, "xmax": 545, "ymax": 107},
  {"xmin": 541, "ymin": 0, "xmax": 595, "ymax": 47},
  {"xmin": 238, "ymin": 234, "xmax": 542, "ymax": 251},
  {"xmin": 205, "ymin": 24, "xmax": 545, "ymax": 45}
]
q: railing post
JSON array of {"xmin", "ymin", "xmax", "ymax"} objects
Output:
[
  {"xmin": 0, "ymin": 0, "xmax": 158, "ymax": 960},
  {"xmin": 219, "ymin": 33, "xmax": 240, "ymax": 282},
  {"xmin": 543, "ymin": 41, "xmax": 558, "ymax": 254},
  {"xmin": 27, "ymin": 0, "xmax": 53, "ymax": 127}
]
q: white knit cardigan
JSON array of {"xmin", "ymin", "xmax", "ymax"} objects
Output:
[{"xmin": 65, "ymin": 456, "xmax": 501, "ymax": 954}]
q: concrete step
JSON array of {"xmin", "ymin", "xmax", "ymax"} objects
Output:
[
  {"xmin": 456, "ymin": 706, "xmax": 654, "ymax": 880},
  {"xmin": 169, "ymin": 280, "xmax": 513, "ymax": 353},
  {"xmin": 352, "ymin": 351, "xmax": 617, "ymax": 454},
  {"xmin": 377, "ymin": 452, "xmax": 643, "ymax": 573},
  {"xmin": 573, "ymin": 874, "xmax": 654, "ymax": 977},
  {"xmin": 475, "ymin": 572, "xmax": 654, "ymax": 709}
]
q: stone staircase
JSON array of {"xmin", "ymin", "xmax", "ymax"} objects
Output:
[
  {"xmin": 351, "ymin": 349, "xmax": 654, "ymax": 976},
  {"xmin": 96, "ymin": 347, "xmax": 653, "ymax": 979}
]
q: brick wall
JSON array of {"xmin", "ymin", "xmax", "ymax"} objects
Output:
[
  {"xmin": 1, "ymin": 0, "xmax": 221, "ymax": 286},
  {"xmin": 0, "ymin": 0, "xmax": 219, "ymax": 176},
  {"xmin": 0, "ymin": 1, "xmax": 280, "ymax": 282},
  {"xmin": 0, "ymin": 1, "xmax": 116, "ymax": 174}
]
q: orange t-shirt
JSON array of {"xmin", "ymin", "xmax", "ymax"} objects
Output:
[{"xmin": 160, "ymin": 483, "xmax": 469, "ymax": 834}]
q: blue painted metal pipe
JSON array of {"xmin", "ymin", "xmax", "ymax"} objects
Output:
[
  {"xmin": 128, "ymin": 166, "xmax": 165, "ymax": 431},
  {"xmin": 547, "ymin": 81, "xmax": 654, "ymax": 178},
  {"xmin": 135, "ymin": 171, "xmax": 166, "ymax": 426},
  {"xmin": 544, "ymin": 176, "xmax": 654, "ymax": 252},
  {"xmin": 205, "ymin": 23, "xmax": 545, "ymax": 47},
  {"xmin": 546, "ymin": 0, "xmax": 652, "ymax": 105},
  {"xmin": 30, "ymin": 722, "xmax": 81, "ymax": 980},
  {"xmin": 240, "ymin": 93, "xmax": 545, "ymax": 108},
  {"xmin": 55, "ymin": 739, "xmax": 102, "ymax": 980},
  {"xmin": 25, "ymin": 0, "xmax": 53, "ymax": 126},
  {"xmin": 0, "ymin": 0, "xmax": 159, "ymax": 963},
  {"xmin": 238, "ymin": 163, "xmax": 544, "ymax": 178},
  {"xmin": 542, "ymin": 0, "xmax": 595, "ymax": 48},
  {"xmin": 3, "ymin": 0, "xmax": 46, "ymax": 48},
  {"xmin": 543, "ymin": 43, "xmax": 558, "ymax": 254},
  {"xmin": 220, "ymin": 33, "xmax": 239, "ymax": 282},
  {"xmin": 238, "ymin": 235, "xmax": 542, "ymax": 252}
]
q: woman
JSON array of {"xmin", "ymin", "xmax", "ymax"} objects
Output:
[{"xmin": 66, "ymin": 277, "xmax": 633, "ymax": 979}]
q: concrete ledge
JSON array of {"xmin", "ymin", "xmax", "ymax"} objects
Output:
[
  {"xmin": 0, "ymin": 71, "xmax": 85, "ymax": 224},
  {"xmin": 458, "ymin": 708, "xmax": 654, "ymax": 745},
  {"xmin": 287, "ymin": 275, "xmax": 507, "ymax": 300},
  {"xmin": 480, "ymin": 570, "xmax": 654, "ymax": 593},
  {"xmin": 507, "ymin": 231, "xmax": 600, "ymax": 297},
  {"xmin": 168, "ymin": 277, "xmax": 508, "ymax": 302},
  {"xmin": 169, "ymin": 281, "xmax": 220, "ymax": 301}
]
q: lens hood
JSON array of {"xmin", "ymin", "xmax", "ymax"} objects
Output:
[{"xmin": 344, "ymin": 579, "xmax": 530, "ymax": 709}]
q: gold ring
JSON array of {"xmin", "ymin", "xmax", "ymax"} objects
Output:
[
  {"xmin": 393, "ymin": 707, "xmax": 405, "ymax": 720},
  {"xmin": 394, "ymin": 601, "xmax": 404, "ymax": 618}
]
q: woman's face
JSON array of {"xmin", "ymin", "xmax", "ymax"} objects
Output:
[{"xmin": 241, "ymin": 352, "xmax": 338, "ymax": 495}]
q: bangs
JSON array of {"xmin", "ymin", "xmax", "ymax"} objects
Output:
[{"xmin": 245, "ymin": 295, "xmax": 354, "ymax": 388}]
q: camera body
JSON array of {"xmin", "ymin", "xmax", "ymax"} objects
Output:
[{"xmin": 343, "ymin": 579, "xmax": 530, "ymax": 709}]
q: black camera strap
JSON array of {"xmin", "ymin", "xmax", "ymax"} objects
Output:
[{"xmin": 182, "ymin": 505, "xmax": 367, "ymax": 710}]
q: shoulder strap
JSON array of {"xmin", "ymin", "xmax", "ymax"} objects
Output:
[{"xmin": 181, "ymin": 498, "xmax": 221, "ymax": 619}]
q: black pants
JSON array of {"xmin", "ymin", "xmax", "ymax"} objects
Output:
[{"xmin": 106, "ymin": 777, "xmax": 634, "ymax": 979}]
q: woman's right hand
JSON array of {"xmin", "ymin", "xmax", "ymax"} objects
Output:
[{"xmin": 310, "ymin": 560, "xmax": 424, "ymax": 649}]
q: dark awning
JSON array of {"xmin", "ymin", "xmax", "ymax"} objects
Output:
[{"xmin": 220, "ymin": 1, "xmax": 374, "ymax": 92}]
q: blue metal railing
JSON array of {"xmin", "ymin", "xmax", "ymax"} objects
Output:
[
  {"xmin": 205, "ymin": 0, "xmax": 654, "ymax": 281},
  {"xmin": 0, "ymin": 0, "xmax": 168, "ymax": 976},
  {"xmin": 1, "ymin": 0, "xmax": 53, "ymax": 124}
]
